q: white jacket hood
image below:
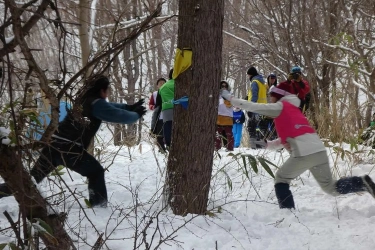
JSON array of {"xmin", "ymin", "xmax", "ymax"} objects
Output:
[{"xmin": 278, "ymin": 94, "xmax": 301, "ymax": 108}]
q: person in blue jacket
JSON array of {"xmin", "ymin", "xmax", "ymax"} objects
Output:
[
  {"xmin": 0, "ymin": 75, "xmax": 146, "ymax": 207},
  {"xmin": 232, "ymin": 106, "xmax": 245, "ymax": 148}
]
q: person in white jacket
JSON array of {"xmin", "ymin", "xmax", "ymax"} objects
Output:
[{"xmin": 221, "ymin": 81, "xmax": 375, "ymax": 209}]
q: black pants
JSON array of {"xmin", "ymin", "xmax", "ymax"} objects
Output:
[
  {"xmin": 152, "ymin": 119, "xmax": 166, "ymax": 151},
  {"xmin": 247, "ymin": 112, "xmax": 268, "ymax": 140},
  {"xmin": 0, "ymin": 140, "xmax": 107, "ymax": 207},
  {"xmin": 163, "ymin": 121, "xmax": 172, "ymax": 147},
  {"xmin": 263, "ymin": 118, "xmax": 278, "ymax": 140}
]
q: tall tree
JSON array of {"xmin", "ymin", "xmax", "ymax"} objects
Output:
[
  {"xmin": 78, "ymin": 0, "xmax": 91, "ymax": 69},
  {"xmin": 167, "ymin": 0, "xmax": 225, "ymax": 215}
]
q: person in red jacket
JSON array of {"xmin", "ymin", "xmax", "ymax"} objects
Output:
[
  {"xmin": 149, "ymin": 78, "xmax": 166, "ymax": 153},
  {"xmin": 149, "ymin": 78, "xmax": 166, "ymax": 110},
  {"xmin": 279, "ymin": 66, "xmax": 310, "ymax": 112}
]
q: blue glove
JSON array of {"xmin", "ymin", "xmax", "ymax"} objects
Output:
[{"xmin": 220, "ymin": 89, "xmax": 233, "ymax": 101}]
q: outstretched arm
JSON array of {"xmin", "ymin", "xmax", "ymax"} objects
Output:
[
  {"xmin": 107, "ymin": 102, "xmax": 128, "ymax": 109},
  {"xmin": 92, "ymin": 99, "xmax": 140, "ymax": 124},
  {"xmin": 231, "ymin": 98, "xmax": 282, "ymax": 118},
  {"xmin": 221, "ymin": 90, "xmax": 282, "ymax": 118}
]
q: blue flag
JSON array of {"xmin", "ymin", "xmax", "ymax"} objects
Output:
[{"xmin": 173, "ymin": 96, "xmax": 189, "ymax": 109}]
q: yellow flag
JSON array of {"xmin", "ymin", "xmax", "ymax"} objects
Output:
[{"xmin": 172, "ymin": 48, "xmax": 192, "ymax": 79}]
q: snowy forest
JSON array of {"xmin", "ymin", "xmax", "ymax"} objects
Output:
[{"xmin": 1, "ymin": 0, "xmax": 375, "ymax": 249}]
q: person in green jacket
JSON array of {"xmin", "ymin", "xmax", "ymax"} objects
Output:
[
  {"xmin": 156, "ymin": 69, "xmax": 174, "ymax": 147},
  {"xmin": 369, "ymin": 113, "xmax": 375, "ymax": 127}
]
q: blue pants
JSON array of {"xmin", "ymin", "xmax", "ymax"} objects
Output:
[{"xmin": 232, "ymin": 123, "xmax": 243, "ymax": 148}]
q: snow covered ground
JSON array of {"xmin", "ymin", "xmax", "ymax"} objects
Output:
[{"xmin": 1, "ymin": 126, "xmax": 375, "ymax": 250}]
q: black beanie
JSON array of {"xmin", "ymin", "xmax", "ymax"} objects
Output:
[
  {"xmin": 85, "ymin": 75, "xmax": 110, "ymax": 97},
  {"xmin": 79, "ymin": 75, "xmax": 110, "ymax": 103},
  {"xmin": 247, "ymin": 66, "xmax": 258, "ymax": 76},
  {"xmin": 92, "ymin": 75, "xmax": 110, "ymax": 91}
]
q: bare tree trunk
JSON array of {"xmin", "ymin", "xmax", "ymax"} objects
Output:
[
  {"xmin": 0, "ymin": 147, "xmax": 74, "ymax": 249},
  {"xmin": 78, "ymin": 0, "xmax": 96, "ymax": 154},
  {"xmin": 79, "ymin": 0, "xmax": 91, "ymax": 68},
  {"xmin": 111, "ymin": 0, "xmax": 143, "ymax": 147},
  {"xmin": 123, "ymin": 38, "xmax": 139, "ymax": 146},
  {"xmin": 167, "ymin": 0, "xmax": 224, "ymax": 215}
]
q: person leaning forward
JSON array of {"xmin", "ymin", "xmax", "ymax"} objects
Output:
[
  {"xmin": 0, "ymin": 75, "xmax": 147, "ymax": 207},
  {"xmin": 221, "ymin": 83, "xmax": 375, "ymax": 209}
]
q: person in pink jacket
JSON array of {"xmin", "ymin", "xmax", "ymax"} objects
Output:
[{"xmin": 221, "ymin": 82, "xmax": 375, "ymax": 209}]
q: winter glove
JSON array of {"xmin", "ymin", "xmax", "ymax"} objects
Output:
[
  {"xmin": 133, "ymin": 105, "xmax": 147, "ymax": 118},
  {"xmin": 128, "ymin": 99, "xmax": 145, "ymax": 111},
  {"xmin": 220, "ymin": 89, "xmax": 233, "ymax": 101}
]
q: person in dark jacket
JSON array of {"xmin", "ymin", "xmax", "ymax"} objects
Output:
[
  {"xmin": 149, "ymin": 77, "xmax": 167, "ymax": 153},
  {"xmin": 0, "ymin": 75, "xmax": 147, "ymax": 207},
  {"xmin": 232, "ymin": 106, "xmax": 245, "ymax": 148}
]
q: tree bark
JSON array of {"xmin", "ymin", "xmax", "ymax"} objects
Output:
[
  {"xmin": 79, "ymin": 0, "xmax": 92, "ymax": 68},
  {"xmin": 167, "ymin": 0, "xmax": 224, "ymax": 215},
  {"xmin": 0, "ymin": 147, "xmax": 74, "ymax": 249}
]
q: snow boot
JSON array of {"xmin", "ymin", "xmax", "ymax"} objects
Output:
[
  {"xmin": 335, "ymin": 176, "xmax": 365, "ymax": 194},
  {"xmin": 275, "ymin": 183, "xmax": 295, "ymax": 209},
  {"xmin": 362, "ymin": 175, "xmax": 375, "ymax": 198}
]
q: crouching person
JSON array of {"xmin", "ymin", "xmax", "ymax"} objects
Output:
[
  {"xmin": 0, "ymin": 75, "xmax": 147, "ymax": 207},
  {"xmin": 221, "ymin": 82, "xmax": 375, "ymax": 209}
]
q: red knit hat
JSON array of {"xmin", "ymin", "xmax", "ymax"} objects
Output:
[{"xmin": 269, "ymin": 82, "xmax": 293, "ymax": 100}]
